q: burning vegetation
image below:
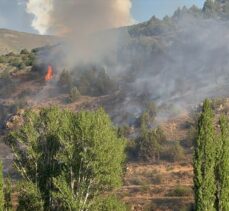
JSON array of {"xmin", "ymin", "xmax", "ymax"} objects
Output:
[{"xmin": 44, "ymin": 65, "xmax": 54, "ymax": 81}]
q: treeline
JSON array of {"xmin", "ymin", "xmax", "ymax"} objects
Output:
[
  {"xmin": 194, "ymin": 99, "xmax": 229, "ymax": 210},
  {"xmin": 0, "ymin": 107, "xmax": 126, "ymax": 210},
  {"xmin": 129, "ymin": 0, "xmax": 229, "ymax": 38}
]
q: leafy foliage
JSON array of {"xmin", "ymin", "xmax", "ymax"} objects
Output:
[
  {"xmin": 4, "ymin": 178, "xmax": 12, "ymax": 211},
  {"xmin": 218, "ymin": 115, "xmax": 229, "ymax": 210},
  {"xmin": 68, "ymin": 86, "xmax": 81, "ymax": 103},
  {"xmin": 17, "ymin": 181, "xmax": 44, "ymax": 211},
  {"xmin": 8, "ymin": 107, "xmax": 126, "ymax": 210},
  {"xmin": 92, "ymin": 195, "xmax": 127, "ymax": 211},
  {"xmin": 193, "ymin": 99, "xmax": 217, "ymax": 211}
]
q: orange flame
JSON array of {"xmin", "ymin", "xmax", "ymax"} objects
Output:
[{"xmin": 45, "ymin": 65, "xmax": 54, "ymax": 81}]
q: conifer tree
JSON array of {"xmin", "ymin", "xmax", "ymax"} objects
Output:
[
  {"xmin": 218, "ymin": 115, "xmax": 229, "ymax": 211},
  {"xmin": 193, "ymin": 99, "xmax": 217, "ymax": 211}
]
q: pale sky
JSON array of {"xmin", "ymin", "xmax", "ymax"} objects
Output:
[{"xmin": 0, "ymin": 0, "xmax": 205, "ymax": 34}]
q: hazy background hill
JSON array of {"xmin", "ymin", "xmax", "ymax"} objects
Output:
[{"xmin": 0, "ymin": 28, "xmax": 59, "ymax": 55}]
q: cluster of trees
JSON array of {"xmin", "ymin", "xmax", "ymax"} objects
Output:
[
  {"xmin": 57, "ymin": 67, "xmax": 117, "ymax": 102},
  {"xmin": 2, "ymin": 107, "xmax": 126, "ymax": 210},
  {"xmin": 120, "ymin": 102, "xmax": 186, "ymax": 163},
  {"xmin": 203, "ymin": 0, "xmax": 229, "ymax": 18},
  {"xmin": 194, "ymin": 99, "xmax": 229, "ymax": 210}
]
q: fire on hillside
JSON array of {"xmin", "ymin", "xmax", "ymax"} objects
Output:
[{"xmin": 45, "ymin": 65, "xmax": 54, "ymax": 81}]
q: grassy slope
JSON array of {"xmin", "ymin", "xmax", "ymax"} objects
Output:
[{"xmin": 0, "ymin": 28, "xmax": 59, "ymax": 55}]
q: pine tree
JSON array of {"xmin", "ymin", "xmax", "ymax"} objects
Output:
[
  {"xmin": 218, "ymin": 115, "xmax": 229, "ymax": 211},
  {"xmin": 193, "ymin": 99, "xmax": 217, "ymax": 211},
  {"xmin": 0, "ymin": 162, "xmax": 4, "ymax": 211}
]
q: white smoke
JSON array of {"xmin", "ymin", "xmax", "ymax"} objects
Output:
[
  {"xmin": 26, "ymin": 0, "xmax": 133, "ymax": 36},
  {"xmin": 26, "ymin": 0, "xmax": 53, "ymax": 35}
]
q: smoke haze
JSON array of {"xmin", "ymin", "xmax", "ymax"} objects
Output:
[{"xmin": 26, "ymin": 2, "xmax": 229, "ymax": 124}]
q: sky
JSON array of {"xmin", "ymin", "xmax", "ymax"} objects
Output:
[{"xmin": 0, "ymin": 0, "xmax": 205, "ymax": 34}]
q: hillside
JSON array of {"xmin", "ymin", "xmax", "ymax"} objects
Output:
[
  {"xmin": 0, "ymin": 28, "xmax": 59, "ymax": 55},
  {"xmin": 2, "ymin": 1, "xmax": 229, "ymax": 210}
]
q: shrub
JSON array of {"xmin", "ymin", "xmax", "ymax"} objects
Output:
[
  {"xmin": 162, "ymin": 143, "xmax": 185, "ymax": 162},
  {"xmin": 93, "ymin": 195, "xmax": 127, "ymax": 211},
  {"xmin": 58, "ymin": 70, "xmax": 73, "ymax": 91},
  {"xmin": 0, "ymin": 56, "xmax": 7, "ymax": 63},
  {"xmin": 125, "ymin": 139, "xmax": 138, "ymax": 161},
  {"xmin": 20, "ymin": 49, "xmax": 29, "ymax": 55},
  {"xmin": 137, "ymin": 128, "xmax": 164, "ymax": 162},
  {"xmin": 4, "ymin": 178, "xmax": 12, "ymax": 211},
  {"xmin": 68, "ymin": 86, "xmax": 81, "ymax": 103},
  {"xmin": 17, "ymin": 181, "xmax": 44, "ymax": 211},
  {"xmin": 151, "ymin": 174, "xmax": 163, "ymax": 184},
  {"xmin": 166, "ymin": 186, "xmax": 193, "ymax": 197}
]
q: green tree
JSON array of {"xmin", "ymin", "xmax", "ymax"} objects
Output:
[
  {"xmin": 218, "ymin": 115, "xmax": 229, "ymax": 211},
  {"xmin": 0, "ymin": 162, "xmax": 4, "ymax": 211},
  {"xmin": 9, "ymin": 107, "xmax": 72, "ymax": 210},
  {"xmin": 203, "ymin": 0, "xmax": 220, "ymax": 17},
  {"xmin": 9, "ymin": 107, "xmax": 126, "ymax": 210},
  {"xmin": 52, "ymin": 109, "xmax": 126, "ymax": 210},
  {"xmin": 137, "ymin": 110, "xmax": 164, "ymax": 162},
  {"xmin": 193, "ymin": 99, "xmax": 217, "ymax": 211}
]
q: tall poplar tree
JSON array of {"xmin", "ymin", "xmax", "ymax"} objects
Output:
[
  {"xmin": 193, "ymin": 99, "xmax": 217, "ymax": 211},
  {"xmin": 218, "ymin": 115, "xmax": 229, "ymax": 211}
]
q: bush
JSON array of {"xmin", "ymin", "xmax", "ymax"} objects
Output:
[
  {"xmin": 25, "ymin": 54, "xmax": 35, "ymax": 66},
  {"xmin": 0, "ymin": 71, "xmax": 16, "ymax": 98},
  {"xmin": 162, "ymin": 143, "xmax": 185, "ymax": 162},
  {"xmin": 183, "ymin": 126, "xmax": 196, "ymax": 148},
  {"xmin": 151, "ymin": 174, "xmax": 163, "ymax": 184},
  {"xmin": 166, "ymin": 186, "xmax": 193, "ymax": 197},
  {"xmin": 125, "ymin": 139, "xmax": 138, "ymax": 161},
  {"xmin": 58, "ymin": 70, "xmax": 73, "ymax": 91},
  {"xmin": 93, "ymin": 195, "xmax": 127, "ymax": 211},
  {"xmin": 136, "ymin": 128, "xmax": 165, "ymax": 162},
  {"xmin": 4, "ymin": 178, "xmax": 12, "ymax": 211},
  {"xmin": 20, "ymin": 49, "xmax": 29, "ymax": 55},
  {"xmin": 17, "ymin": 181, "xmax": 44, "ymax": 211},
  {"xmin": 0, "ymin": 56, "xmax": 7, "ymax": 63},
  {"xmin": 68, "ymin": 86, "xmax": 81, "ymax": 103}
]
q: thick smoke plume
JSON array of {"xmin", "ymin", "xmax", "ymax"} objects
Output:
[
  {"xmin": 26, "ymin": 0, "xmax": 133, "ymax": 35},
  {"xmin": 27, "ymin": 0, "xmax": 133, "ymax": 66},
  {"xmin": 26, "ymin": 0, "xmax": 53, "ymax": 35}
]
